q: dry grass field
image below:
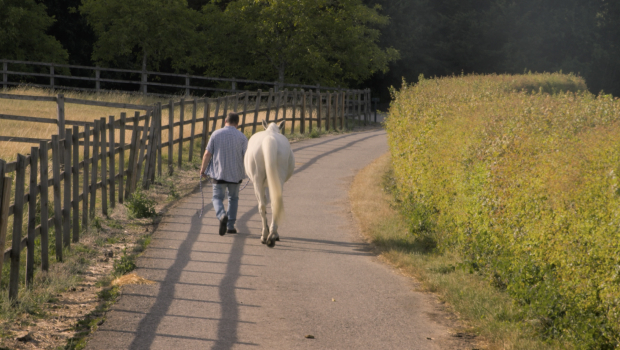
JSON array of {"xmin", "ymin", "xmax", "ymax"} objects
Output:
[{"xmin": 0, "ymin": 87, "xmax": 333, "ymax": 162}]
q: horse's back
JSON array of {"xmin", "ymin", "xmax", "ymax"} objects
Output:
[{"xmin": 245, "ymin": 130, "xmax": 293, "ymax": 178}]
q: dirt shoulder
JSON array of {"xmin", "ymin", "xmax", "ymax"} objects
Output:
[{"xmin": 0, "ymin": 164, "xmax": 201, "ymax": 350}]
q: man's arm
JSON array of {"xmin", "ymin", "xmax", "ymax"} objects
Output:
[{"xmin": 200, "ymin": 150, "xmax": 212, "ymax": 179}]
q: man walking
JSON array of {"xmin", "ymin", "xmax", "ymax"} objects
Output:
[{"xmin": 200, "ymin": 112, "xmax": 248, "ymax": 235}]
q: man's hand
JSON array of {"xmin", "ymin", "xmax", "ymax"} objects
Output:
[{"xmin": 200, "ymin": 150, "xmax": 213, "ymax": 181}]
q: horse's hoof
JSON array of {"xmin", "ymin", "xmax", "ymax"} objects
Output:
[
  {"xmin": 267, "ymin": 240, "xmax": 276, "ymax": 248},
  {"xmin": 275, "ymin": 237, "xmax": 280, "ymax": 241},
  {"xmin": 261, "ymin": 240, "xmax": 266, "ymax": 244}
]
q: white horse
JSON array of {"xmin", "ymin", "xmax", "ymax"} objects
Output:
[{"xmin": 244, "ymin": 120, "xmax": 295, "ymax": 247}]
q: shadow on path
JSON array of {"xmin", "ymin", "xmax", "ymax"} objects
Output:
[
  {"xmin": 125, "ymin": 130, "xmax": 384, "ymax": 349},
  {"xmin": 128, "ymin": 202, "xmax": 213, "ymax": 349}
]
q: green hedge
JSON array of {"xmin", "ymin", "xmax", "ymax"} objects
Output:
[{"xmin": 386, "ymin": 73, "xmax": 619, "ymax": 348}]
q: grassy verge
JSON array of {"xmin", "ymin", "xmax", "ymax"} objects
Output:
[{"xmin": 349, "ymin": 153, "xmax": 571, "ymax": 350}]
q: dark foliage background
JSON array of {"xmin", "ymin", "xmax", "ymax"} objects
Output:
[
  {"xmin": 362, "ymin": 0, "xmax": 620, "ymax": 105},
  {"xmin": 3, "ymin": 0, "xmax": 619, "ymax": 102}
]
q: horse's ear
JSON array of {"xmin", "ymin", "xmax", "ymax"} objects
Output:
[
  {"xmin": 277, "ymin": 120, "xmax": 285, "ymax": 132},
  {"xmin": 262, "ymin": 119, "xmax": 268, "ymax": 130}
]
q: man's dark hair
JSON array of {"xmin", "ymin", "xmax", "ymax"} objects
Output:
[{"xmin": 226, "ymin": 112, "xmax": 240, "ymax": 125}]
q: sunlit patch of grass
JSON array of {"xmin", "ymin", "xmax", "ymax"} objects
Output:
[{"xmin": 350, "ymin": 153, "xmax": 571, "ymax": 350}]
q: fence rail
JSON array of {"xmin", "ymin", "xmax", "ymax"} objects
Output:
[
  {"xmin": 1, "ymin": 59, "xmax": 346, "ymax": 96},
  {"xmin": 0, "ymin": 87, "xmax": 372, "ymax": 301}
]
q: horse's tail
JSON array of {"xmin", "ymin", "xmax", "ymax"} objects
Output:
[{"xmin": 263, "ymin": 135, "xmax": 284, "ymax": 225}]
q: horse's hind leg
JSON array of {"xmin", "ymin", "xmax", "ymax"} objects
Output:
[{"xmin": 252, "ymin": 181, "xmax": 269, "ymax": 244}]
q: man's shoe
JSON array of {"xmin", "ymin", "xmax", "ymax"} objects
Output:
[
  {"xmin": 219, "ymin": 215, "xmax": 228, "ymax": 236},
  {"xmin": 227, "ymin": 228, "xmax": 237, "ymax": 234}
]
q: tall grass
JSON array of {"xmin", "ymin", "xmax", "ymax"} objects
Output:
[{"xmin": 386, "ymin": 72, "xmax": 620, "ymax": 349}]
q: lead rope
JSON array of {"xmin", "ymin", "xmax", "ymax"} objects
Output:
[
  {"xmin": 200, "ymin": 176, "xmax": 205, "ymax": 217},
  {"xmin": 200, "ymin": 175, "xmax": 250, "ymax": 218}
]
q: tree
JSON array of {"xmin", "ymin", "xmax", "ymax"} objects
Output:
[
  {"xmin": 193, "ymin": 0, "xmax": 399, "ymax": 87},
  {"xmin": 41, "ymin": 0, "xmax": 96, "ymax": 66},
  {"xmin": 0, "ymin": 0, "xmax": 68, "ymax": 63},
  {"xmin": 80, "ymin": 0, "xmax": 200, "ymax": 71}
]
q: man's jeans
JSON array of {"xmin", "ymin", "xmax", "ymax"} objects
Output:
[{"xmin": 212, "ymin": 183, "xmax": 240, "ymax": 229}]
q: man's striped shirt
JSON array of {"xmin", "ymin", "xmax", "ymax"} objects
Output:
[{"xmin": 205, "ymin": 126, "xmax": 248, "ymax": 182}]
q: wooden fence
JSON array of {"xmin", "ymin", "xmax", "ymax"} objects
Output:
[
  {"xmin": 0, "ymin": 87, "xmax": 371, "ymax": 301},
  {"xmin": 1, "ymin": 59, "xmax": 347, "ymax": 96}
]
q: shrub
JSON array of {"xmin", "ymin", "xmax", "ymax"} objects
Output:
[
  {"xmin": 125, "ymin": 189, "xmax": 156, "ymax": 219},
  {"xmin": 386, "ymin": 73, "xmax": 620, "ymax": 348},
  {"xmin": 113, "ymin": 249, "xmax": 136, "ymax": 276}
]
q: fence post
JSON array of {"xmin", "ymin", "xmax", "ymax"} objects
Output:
[
  {"xmin": 100, "ymin": 118, "xmax": 108, "ymax": 216},
  {"xmin": 265, "ymin": 89, "xmax": 273, "ymax": 123},
  {"xmin": 119, "ymin": 113, "xmax": 126, "ymax": 203},
  {"xmin": 143, "ymin": 109, "xmax": 157, "ymax": 188},
  {"xmin": 141, "ymin": 70, "xmax": 147, "ymax": 95},
  {"xmin": 38, "ymin": 141, "xmax": 49, "ymax": 271},
  {"xmin": 355, "ymin": 90, "xmax": 366, "ymax": 126},
  {"xmin": 26, "ymin": 146, "xmax": 39, "ymax": 287},
  {"xmin": 90, "ymin": 121, "xmax": 99, "ymax": 218},
  {"xmin": 317, "ymin": 90, "xmax": 322, "ymax": 131},
  {"xmin": 252, "ymin": 90, "xmax": 261, "ymax": 134},
  {"xmin": 202, "ymin": 98, "xmax": 210, "ymax": 156},
  {"xmin": 178, "ymin": 99, "xmax": 184, "ymax": 169},
  {"xmin": 57, "ymin": 94, "xmax": 66, "ymax": 142},
  {"xmin": 50, "ymin": 65, "xmax": 55, "ymax": 90},
  {"xmin": 149, "ymin": 105, "xmax": 160, "ymax": 183},
  {"xmin": 291, "ymin": 89, "xmax": 297, "ymax": 134},
  {"xmin": 63, "ymin": 128, "xmax": 72, "ymax": 247},
  {"xmin": 168, "ymin": 101, "xmax": 174, "ymax": 174},
  {"xmin": 9, "ymin": 154, "xmax": 26, "ymax": 301},
  {"xmin": 220, "ymin": 95, "xmax": 228, "ymax": 128},
  {"xmin": 51, "ymin": 135, "xmax": 63, "ymax": 261},
  {"xmin": 157, "ymin": 107, "xmax": 163, "ymax": 178},
  {"xmin": 212, "ymin": 97, "xmax": 220, "ymax": 132},
  {"xmin": 326, "ymin": 92, "xmax": 331, "ymax": 131},
  {"xmin": 340, "ymin": 92, "xmax": 345, "ymax": 130},
  {"xmin": 134, "ymin": 112, "xmax": 150, "ymax": 192},
  {"xmin": 144, "ymin": 107, "xmax": 159, "ymax": 188},
  {"xmin": 82, "ymin": 125, "xmax": 90, "ymax": 230},
  {"xmin": 189, "ymin": 99, "xmax": 197, "ymax": 162},
  {"xmin": 232, "ymin": 79, "xmax": 236, "ymax": 92},
  {"xmin": 185, "ymin": 74, "xmax": 190, "ymax": 97},
  {"xmin": 2, "ymin": 61, "xmax": 7, "ymax": 90},
  {"xmin": 274, "ymin": 91, "xmax": 282, "ymax": 124},
  {"xmin": 0, "ymin": 175, "xmax": 11, "ymax": 279},
  {"xmin": 108, "ymin": 116, "xmax": 115, "ymax": 209},
  {"xmin": 300, "ymin": 89, "xmax": 306, "ymax": 134},
  {"xmin": 72, "ymin": 126, "xmax": 79, "ymax": 242},
  {"xmin": 367, "ymin": 89, "xmax": 371, "ymax": 122},
  {"xmin": 241, "ymin": 93, "xmax": 248, "ymax": 133},
  {"xmin": 125, "ymin": 114, "xmax": 140, "ymax": 199},
  {"xmin": 95, "ymin": 67, "xmax": 101, "ymax": 91},
  {"xmin": 281, "ymin": 89, "xmax": 288, "ymax": 134}
]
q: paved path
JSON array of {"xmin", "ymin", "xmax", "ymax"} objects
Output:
[{"xmin": 86, "ymin": 129, "xmax": 461, "ymax": 350}]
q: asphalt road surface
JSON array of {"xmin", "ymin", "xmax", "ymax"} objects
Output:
[{"xmin": 86, "ymin": 128, "xmax": 466, "ymax": 350}]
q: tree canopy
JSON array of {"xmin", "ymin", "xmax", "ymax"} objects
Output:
[
  {"xmin": 80, "ymin": 0, "xmax": 200, "ymax": 71},
  {"xmin": 0, "ymin": 0, "xmax": 68, "ymax": 63},
  {"xmin": 364, "ymin": 0, "xmax": 620, "ymax": 98},
  {"xmin": 191, "ymin": 0, "xmax": 398, "ymax": 87},
  {"xmin": 3, "ymin": 0, "xmax": 620, "ymax": 96}
]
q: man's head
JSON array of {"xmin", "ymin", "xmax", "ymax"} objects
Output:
[{"xmin": 225, "ymin": 112, "xmax": 240, "ymax": 126}]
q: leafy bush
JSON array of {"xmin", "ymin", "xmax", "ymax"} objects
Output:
[
  {"xmin": 113, "ymin": 249, "xmax": 136, "ymax": 276},
  {"xmin": 125, "ymin": 189, "xmax": 156, "ymax": 219},
  {"xmin": 386, "ymin": 73, "xmax": 620, "ymax": 348}
]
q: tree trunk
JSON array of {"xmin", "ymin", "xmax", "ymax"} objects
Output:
[{"xmin": 142, "ymin": 51, "xmax": 147, "ymax": 72}]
